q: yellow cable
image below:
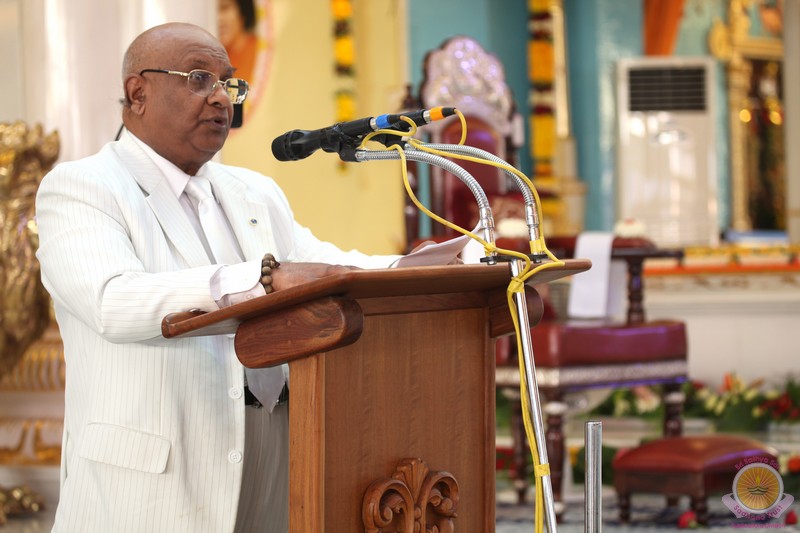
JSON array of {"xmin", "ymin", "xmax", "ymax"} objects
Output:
[
  {"xmin": 507, "ymin": 288, "xmax": 545, "ymax": 533},
  {"xmin": 383, "ymin": 142, "xmax": 534, "ymax": 267}
]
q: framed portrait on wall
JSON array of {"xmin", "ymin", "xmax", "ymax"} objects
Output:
[{"xmin": 217, "ymin": 0, "xmax": 272, "ymax": 122}]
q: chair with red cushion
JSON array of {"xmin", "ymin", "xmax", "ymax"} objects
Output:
[{"xmin": 404, "ymin": 35, "xmax": 523, "ymax": 245}]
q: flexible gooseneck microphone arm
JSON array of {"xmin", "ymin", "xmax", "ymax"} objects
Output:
[
  {"xmin": 407, "ymin": 143, "xmax": 542, "ymax": 246},
  {"xmin": 354, "ymin": 148, "xmax": 497, "ymax": 257}
]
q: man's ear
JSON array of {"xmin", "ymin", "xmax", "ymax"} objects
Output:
[{"xmin": 125, "ymin": 76, "xmax": 146, "ymax": 114}]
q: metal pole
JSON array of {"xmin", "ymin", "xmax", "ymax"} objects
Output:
[
  {"xmin": 584, "ymin": 421, "xmax": 603, "ymax": 533},
  {"xmin": 509, "ymin": 259, "xmax": 558, "ymax": 532}
]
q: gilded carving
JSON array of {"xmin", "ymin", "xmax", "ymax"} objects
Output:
[
  {"xmin": 0, "ymin": 322, "xmax": 66, "ymax": 391},
  {"xmin": 362, "ymin": 457, "xmax": 459, "ymax": 533},
  {"xmin": 0, "ymin": 421, "xmax": 28, "ymax": 464},
  {"xmin": 0, "ymin": 122, "xmax": 60, "ymax": 380},
  {"xmin": 0, "ymin": 418, "xmax": 62, "ymax": 465},
  {"xmin": 0, "ymin": 418, "xmax": 55, "ymax": 520},
  {"xmin": 0, "ymin": 484, "xmax": 45, "ymax": 525},
  {"xmin": 0, "ymin": 122, "xmax": 61, "ymax": 518},
  {"xmin": 32, "ymin": 420, "xmax": 61, "ymax": 465}
]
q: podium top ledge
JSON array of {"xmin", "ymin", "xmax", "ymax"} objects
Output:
[{"xmin": 161, "ymin": 259, "xmax": 590, "ymax": 339}]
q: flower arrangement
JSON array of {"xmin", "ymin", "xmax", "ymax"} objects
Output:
[
  {"xmin": 613, "ymin": 217, "xmax": 647, "ymax": 238},
  {"xmin": 330, "ymin": 0, "xmax": 355, "ymax": 122},
  {"xmin": 590, "ymin": 385, "xmax": 664, "ymax": 419},
  {"xmin": 683, "ymin": 373, "xmax": 768, "ymax": 432},
  {"xmin": 677, "ymin": 510, "xmax": 698, "ymax": 529},
  {"xmin": 528, "ymin": 0, "xmax": 555, "ymax": 177},
  {"xmin": 330, "ymin": 0, "xmax": 355, "ymax": 170},
  {"xmin": 755, "ymin": 378, "xmax": 800, "ymax": 423},
  {"xmin": 589, "ymin": 373, "xmax": 800, "ymax": 433},
  {"xmin": 784, "ymin": 454, "xmax": 800, "ymax": 499}
]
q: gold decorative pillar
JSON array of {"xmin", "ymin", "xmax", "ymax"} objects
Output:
[
  {"xmin": 528, "ymin": 0, "xmax": 585, "ymax": 235},
  {"xmin": 729, "ymin": 57, "xmax": 754, "ymax": 232},
  {"xmin": 709, "ymin": 0, "xmax": 784, "ymax": 232},
  {"xmin": 709, "ymin": 0, "xmax": 753, "ymax": 232},
  {"xmin": 331, "ymin": 0, "xmax": 357, "ymax": 174},
  {"xmin": 549, "ymin": 0, "xmax": 585, "ymax": 235},
  {"xmin": 529, "ymin": 0, "xmax": 556, "ymax": 180}
]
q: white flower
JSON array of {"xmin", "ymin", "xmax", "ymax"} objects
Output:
[{"xmin": 613, "ymin": 218, "xmax": 646, "ymax": 238}]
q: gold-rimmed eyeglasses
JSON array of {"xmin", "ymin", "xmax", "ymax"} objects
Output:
[{"xmin": 139, "ymin": 69, "xmax": 249, "ymax": 105}]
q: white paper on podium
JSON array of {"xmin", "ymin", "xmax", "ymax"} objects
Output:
[
  {"xmin": 393, "ymin": 232, "xmax": 476, "ymax": 268},
  {"xmin": 567, "ymin": 232, "xmax": 627, "ymax": 320}
]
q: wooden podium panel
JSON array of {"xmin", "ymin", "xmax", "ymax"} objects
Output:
[
  {"xmin": 291, "ymin": 299, "xmax": 495, "ymax": 531},
  {"xmin": 162, "ymin": 261, "xmax": 590, "ymax": 531}
]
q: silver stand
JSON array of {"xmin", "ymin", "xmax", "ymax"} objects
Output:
[
  {"xmin": 585, "ymin": 421, "xmax": 603, "ymax": 532},
  {"xmin": 509, "ymin": 259, "xmax": 558, "ymax": 533}
]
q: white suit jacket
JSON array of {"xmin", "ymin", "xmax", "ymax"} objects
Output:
[{"xmin": 35, "ymin": 130, "xmax": 398, "ymax": 532}]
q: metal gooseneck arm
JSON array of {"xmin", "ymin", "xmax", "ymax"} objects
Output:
[
  {"xmin": 354, "ymin": 148, "xmax": 497, "ymax": 253},
  {"xmin": 410, "ymin": 143, "xmax": 542, "ymax": 243}
]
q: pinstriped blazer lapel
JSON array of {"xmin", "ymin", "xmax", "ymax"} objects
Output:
[
  {"xmin": 146, "ymin": 181, "xmax": 212, "ymax": 268},
  {"xmin": 205, "ymin": 168, "xmax": 279, "ymax": 262},
  {"xmin": 113, "ymin": 133, "xmax": 211, "ymax": 268}
]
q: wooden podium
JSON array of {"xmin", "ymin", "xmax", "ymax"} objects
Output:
[{"xmin": 162, "ymin": 261, "xmax": 589, "ymax": 532}]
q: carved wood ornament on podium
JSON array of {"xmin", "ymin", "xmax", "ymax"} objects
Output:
[{"xmin": 362, "ymin": 458, "xmax": 459, "ymax": 533}]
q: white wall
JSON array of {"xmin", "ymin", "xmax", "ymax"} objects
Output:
[
  {"xmin": 0, "ymin": 0, "xmax": 215, "ymax": 163},
  {"xmin": 0, "ymin": 0, "xmax": 409, "ymax": 254},
  {"xmin": 646, "ymin": 272, "xmax": 800, "ymax": 388}
]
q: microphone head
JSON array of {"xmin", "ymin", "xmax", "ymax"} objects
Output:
[{"xmin": 271, "ymin": 130, "xmax": 309, "ymax": 161}]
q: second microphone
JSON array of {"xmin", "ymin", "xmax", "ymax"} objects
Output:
[{"xmin": 271, "ymin": 107, "xmax": 457, "ymax": 162}]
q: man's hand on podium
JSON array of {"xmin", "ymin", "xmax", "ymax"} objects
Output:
[
  {"xmin": 271, "ymin": 263, "xmax": 361, "ymax": 292},
  {"xmin": 265, "ymin": 242, "xmax": 463, "ymax": 296}
]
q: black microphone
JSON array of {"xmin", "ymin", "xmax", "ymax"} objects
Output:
[{"xmin": 271, "ymin": 107, "xmax": 457, "ymax": 162}]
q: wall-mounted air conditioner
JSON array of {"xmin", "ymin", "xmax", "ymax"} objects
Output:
[{"xmin": 616, "ymin": 57, "xmax": 719, "ymax": 247}]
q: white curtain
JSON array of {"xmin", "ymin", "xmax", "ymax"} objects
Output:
[{"xmin": 9, "ymin": 0, "xmax": 214, "ymax": 163}]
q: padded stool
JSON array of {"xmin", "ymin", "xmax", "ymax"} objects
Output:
[{"xmin": 613, "ymin": 435, "xmax": 778, "ymax": 525}]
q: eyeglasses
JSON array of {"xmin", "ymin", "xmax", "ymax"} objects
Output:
[{"xmin": 139, "ymin": 69, "xmax": 249, "ymax": 104}]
